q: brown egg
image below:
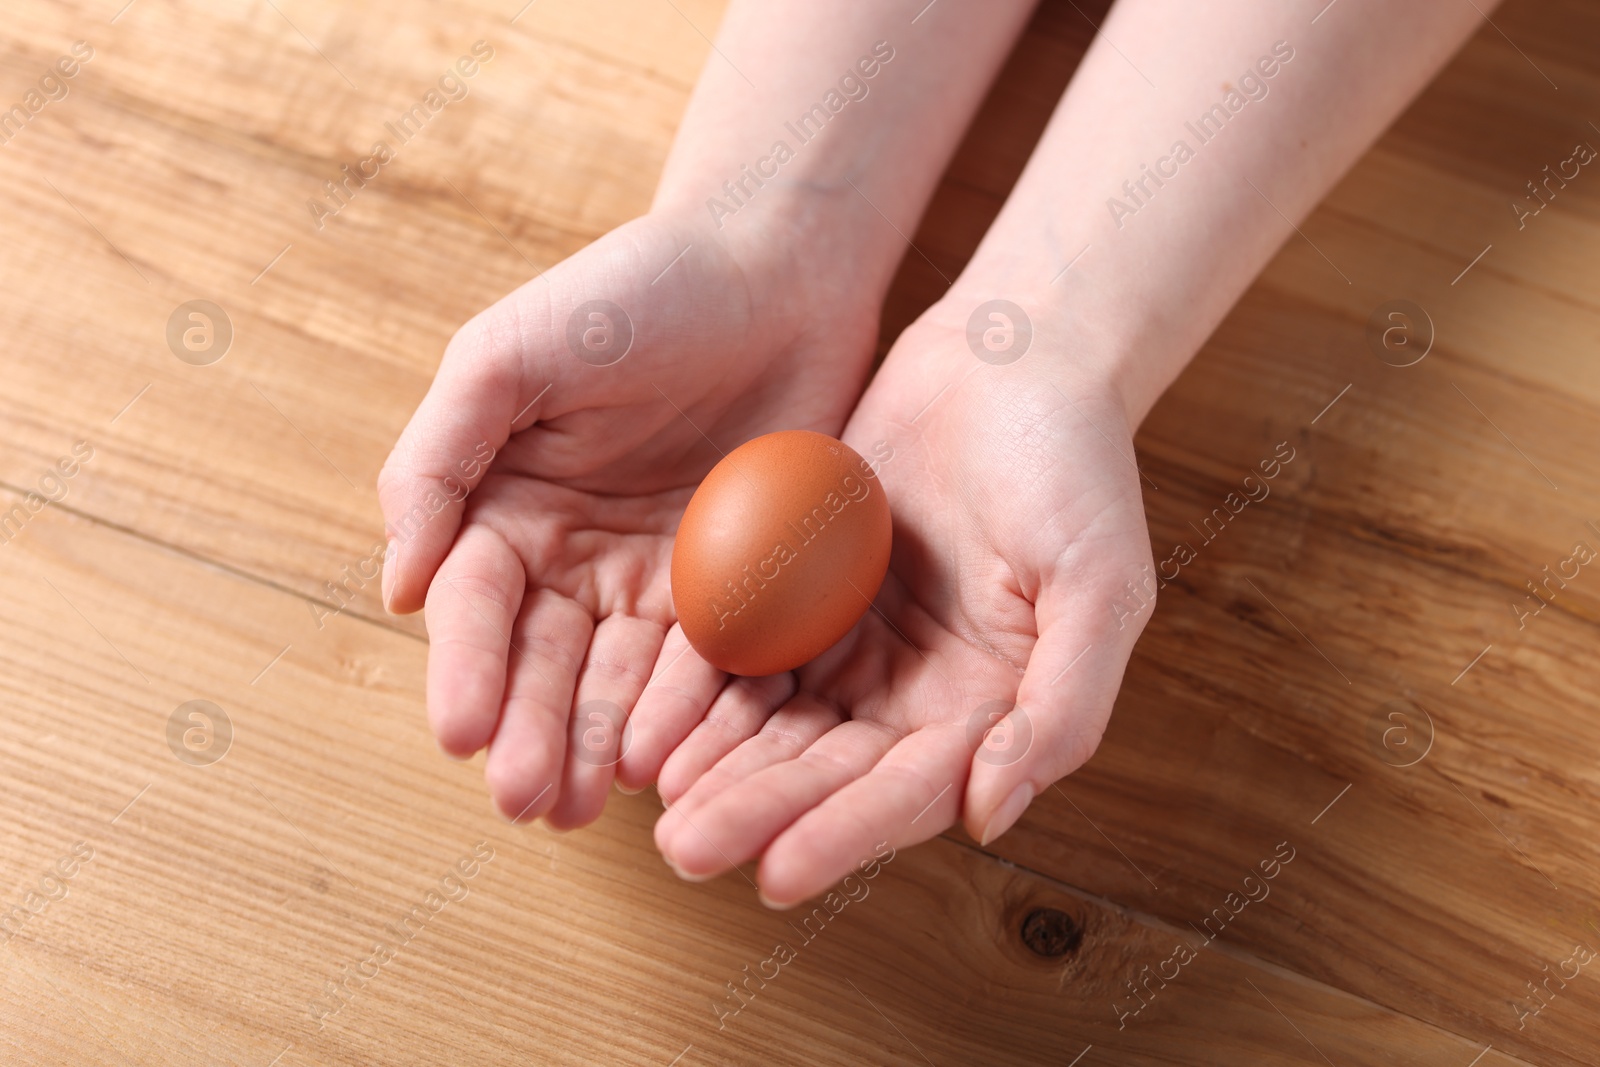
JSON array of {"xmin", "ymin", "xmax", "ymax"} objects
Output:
[{"xmin": 671, "ymin": 431, "xmax": 892, "ymax": 676}]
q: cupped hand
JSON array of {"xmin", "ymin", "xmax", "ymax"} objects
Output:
[
  {"xmin": 377, "ymin": 209, "xmax": 879, "ymax": 829},
  {"xmin": 633, "ymin": 296, "xmax": 1157, "ymax": 904}
]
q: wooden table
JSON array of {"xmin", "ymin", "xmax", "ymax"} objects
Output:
[{"xmin": 2, "ymin": 0, "xmax": 1596, "ymax": 1063}]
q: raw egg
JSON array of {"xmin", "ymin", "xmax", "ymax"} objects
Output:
[{"xmin": 671, "ymin": 431, "xmax": 892, "ymax": 676}]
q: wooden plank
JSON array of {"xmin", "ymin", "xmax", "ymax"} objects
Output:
[
  {"xmin": 878, "ymin": 3, "xmax": 1101, "ymax": 357},
  {"xmin": 964, "ymin": 6, "xmax": 1600, "ymax": 1065},
  {"xmin": 2, "ymin": 0, "xmax": 1597, "ymax": 1062},
  {"xmin": 0, "ymin": 0, "xmax": 714, "ymax": 642},
  {"xmin": 0, "ymin": 488, "xmax": 1539, "ymax": 1065}
]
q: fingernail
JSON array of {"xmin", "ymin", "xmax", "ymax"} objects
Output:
[
  {"xmin": 615, "ymin": 781, "xmax": 644, "ymax": 795},
  {"xmin": 758, "ymin": 890, "xmax": 795, "ymax": 911},
  {"xmin": 500, "ymin": 794, "xmax": 541, "ymax": 823},
  {"xmin": 665, "ymin": 856, "xmax": 716, "ymax": 883},
  {"xmin": 979, "ymin": 783, "xmax": 1034, "ymax": 846},
  {"xmin": 380, "ymin": 539, "xmax": 397, "ymax": 612},
  {"xmin": 437, "ymin": 743, "xmax": 471, "ymax": 762}
]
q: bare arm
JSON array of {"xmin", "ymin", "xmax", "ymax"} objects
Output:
[
  {"xmin": 955, "ymin": 0, "xmax": 1494, "ymax": 426},
  {"xmin": 649, "ymin": 0, "xmax": 1039, "ymax": 304},
  {"xmin": 635, "ymin": 0, "xmax": 1507, "ymax": 898}
]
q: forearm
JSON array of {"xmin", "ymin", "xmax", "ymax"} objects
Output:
[
  {"xmin": 650, "ymin": 0, "xmax": 1038, "ymax": 299},
  {"xmin": 953, "ymin": 0, "xmax": 1493, "ymax": 424}
]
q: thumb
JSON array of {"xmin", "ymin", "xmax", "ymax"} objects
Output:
[
  {"xmin": 377, "ymin": 282, "xmax": 558, "ymax": 614},
  {"xmin": 377, "ymin": 217, "xmax": 694, "ymax": 614},
  {"xmin": 962, "ymin": 565, "xmax": 1156, "ymax": 845}
]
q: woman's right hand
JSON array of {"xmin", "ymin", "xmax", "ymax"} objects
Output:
[{"xmin": 377, "ymin": 207, "xmax": 881, "ymax": 829}]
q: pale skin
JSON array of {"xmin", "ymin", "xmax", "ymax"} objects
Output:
[{"xmin": 378, "ymin": 0, "xmax": 1495, "ymax": 905}]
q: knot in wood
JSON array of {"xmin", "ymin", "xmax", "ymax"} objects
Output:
[{"xmin": 1020, "ymin": 908, "xmax": 1081, "ymax": 958}]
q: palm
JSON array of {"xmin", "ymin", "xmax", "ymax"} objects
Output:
[
  {"xmin": 378, "ymin": 210, "xmax": 879, "ymax": 828},
  {"xmin": 637, "ymin": 305, "xmax": 1156, "ymax": 903}
]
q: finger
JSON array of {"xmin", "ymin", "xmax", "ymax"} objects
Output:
[
  {"xmin": 657, "ymin": 718, "xmax": 898, "ymax": 880},
  {"xmin": 758, "ymin": 724, "xmax": 971, "ymax": 907},
  {"xmin": 963, "ymin": 572, "xmax": 1152, "ymax": 845},
  {"xmin": 655, "ymin": 672, "xmax": 798, "ymax": 805},
  {"xmin": 378, "ymin": 294, "xmax": 556, "ymax": 616},
  {"xmin": 614, "ymin": 626, "xmax": 726, "ymax": 793},
  {"xmin": 482, "ymin": 588, "xmax": 593, "ymax": 822},
  {"xmin": 544, "ymin": 614, "xmax": 663, "ymax": 831},
  {"xmin": 423, "ymin": 525, "xmax": 526, "ymax": 759},
  {"xmin": 656, "ymin": 690, "xmax": 837, "ymax": 838}
]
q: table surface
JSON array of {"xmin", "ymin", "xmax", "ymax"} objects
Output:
[{"xmin": 2, "ymin": 1, "xmax": 1597, "ymax": 1064}]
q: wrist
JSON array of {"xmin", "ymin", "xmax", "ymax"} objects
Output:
[
  {"xmin": 930, "ymin": 270, "xmax": 1158, "ymax": 434},
  {"xmin": 874, "ymin": 287, "xmax": 1138, "ymax": 453},
  {"xmin": 652, "ymin": 175, "xmax": 907, "ymax": 320}
]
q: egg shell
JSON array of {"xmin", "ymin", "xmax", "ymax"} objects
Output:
[{"xmin": 671, "ymin": 431, "xmax": 892, "ymax": 676}]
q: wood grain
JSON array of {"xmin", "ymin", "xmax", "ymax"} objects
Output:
[
  {"xmin": 1, "ymin": 0, "xmax": 1596, "ymax": 1063},
  {"xmin": 954, "ymin": 6, "xmax": 1600, "ymax": 1067},
  {"xmin": 0, "ymin": 487, "xmax": 1525, "ymax": 1065}
]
